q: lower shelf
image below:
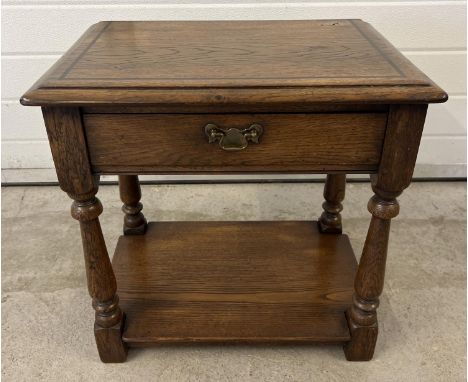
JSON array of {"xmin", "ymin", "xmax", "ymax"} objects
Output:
[{"xmin": 112, "ymin": 221, "xmax": 357, "ymax": 345}]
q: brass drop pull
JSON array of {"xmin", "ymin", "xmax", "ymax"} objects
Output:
[{"xmin": 204, "ymin": 123, "xmax": 263, "ymax": 151}]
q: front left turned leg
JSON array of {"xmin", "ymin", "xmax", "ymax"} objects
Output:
[
  {"xmin": 319, "ymin": 174, "xmax": 346, "ymax": 233},
  {"xmin": 71, "ymin": 193, "xmax": 127, "ymax": 363},
  {"xmin": 118, "ymin": 175, "xmax": 147, "ymax": 235},
  {"xmin": 343, "ymin": 190, "xmax": 400, "ymax": 361}
]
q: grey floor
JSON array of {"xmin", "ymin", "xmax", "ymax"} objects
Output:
[{"xmin": 2, "ymin": 182, "xmax": 466, "ymax": 381}]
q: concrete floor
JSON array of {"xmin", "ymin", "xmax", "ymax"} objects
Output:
[{"xmin": 2, "ymin": 182, "xmax": 466, "ymax": 381}]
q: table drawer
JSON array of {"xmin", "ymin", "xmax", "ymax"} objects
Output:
[{"xmin": 83, "ymin": 113, "xmax": 387, "ymax": 173}]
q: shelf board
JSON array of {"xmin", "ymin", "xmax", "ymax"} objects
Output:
[{"xmin": 112, "ymin": 221, "xmax": 357, "ymax": 345}]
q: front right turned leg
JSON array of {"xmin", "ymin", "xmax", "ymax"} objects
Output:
[{"xmin": 343, "ymin": 188, "xmax": 400, "ymax": 361}]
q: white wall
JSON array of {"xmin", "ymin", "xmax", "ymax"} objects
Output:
[{"xmin": 2, "ymin": 0, "xmax": 466, "ymax": 182}]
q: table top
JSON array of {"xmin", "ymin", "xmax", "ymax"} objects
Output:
[{"xmin": 21, "ymin": 20, "xmax": 447, "ymax": 106}]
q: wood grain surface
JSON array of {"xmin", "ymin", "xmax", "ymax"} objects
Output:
[
  {"xmin": 22, "ymin": 19, "xmax": 448, "ymax": 362},
  {"xmin": 84, "ymin": 113, "xmax": 387, "ymax": 173},
  {"xmin": 21, "ymin": 20, "xmax": 447, "ymax": 106},
  {"xmin": 41, "ymin": 107, "xmax": 97, "ymax": 196},
  {"xmin": 319, "ymin": 174, "xmax": 347, "ymax": 233},
  {"xmin": 112, "ymin": 221, "xmax": 357, "ymax": 344}
]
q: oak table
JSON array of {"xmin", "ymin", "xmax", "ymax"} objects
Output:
[{"xmin": 21, "ymin": 20, "xmax": 447, "ymax": 362}]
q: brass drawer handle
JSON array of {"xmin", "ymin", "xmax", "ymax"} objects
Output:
[{"xmin": 204, "ymin": 123, "xmax": 263, "ymax": 151}]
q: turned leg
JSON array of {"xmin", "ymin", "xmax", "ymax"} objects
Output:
[
  {"xmin": 319, "ymin": 174, "xmax": 346, "ymax": 233},
  {"xmin": 70, "ymin": 191, "xmax": 127, "ymax": 363},
  {"xmin": 118, "ymin": 175, "xmax": 147, "ymax": 235},
  {"xmin": 343, "ymin": 189, "xmax": 400, "ymax": 361},
  {"xmin": 342, "ymin": 104, "xmax": 428, "ymax": 361},
  {"xmin": 42, "ymin": 108, "xmax": 128, "ymax": 362}
]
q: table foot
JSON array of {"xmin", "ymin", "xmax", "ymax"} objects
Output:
[
  {"xmin": 343, "ymin": 310, "xmax": 378, "ymax": 361},
  {"xmin": 94, "ymin": 316, "xmax": 128, "ymax": 363},
  {"xmin": 123, "ymin": 221, "xmax": 147, "ymax": 236}
]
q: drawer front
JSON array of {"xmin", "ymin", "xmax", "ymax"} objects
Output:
[{"xmin": 83, "ymin": 113, "xmax": 387, "ymax": 173}]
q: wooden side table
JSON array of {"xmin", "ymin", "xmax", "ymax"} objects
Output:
[{"xmin": 21, "ymin": 20, "xmax": 447, "ymax": 363}]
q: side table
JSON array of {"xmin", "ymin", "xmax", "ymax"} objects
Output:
[{"xmin": 21, "ymin": 20, "xmax": 447, "ymax": 362}]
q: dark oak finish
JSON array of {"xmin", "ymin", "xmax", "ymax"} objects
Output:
[
  {"xmin": 22, "ymin": 20, "xmax": 447, "ymax": 362},
  {"xmin": 113, "ymin": 222, "xmax": 357, "ymax": 344},
  {"xmin": 41, "ymin": 107, "xmax": 96, "ymax": 196},
  {"xmin": 344, "ymin": 104, "xmax": 428, "ymax": 361},
  {"xmin": 71, "ymin": 196, "xmax": 127, "ymax": 363},
  {"xmin": 82, "ymin": 104, "xmax": 389, "ymax": 114},
  {"xmin": 118, "ymin": 175, "xmax": 147, "ymax": 235},
  {"xmin": 373, "ymin": 104, "xmax": 428, "ymax": 197},
  {"xmin": 21, "ymin": 20, "xmax": 446, "ymax": 107},
  {"xmin": 344, "ymin": 195, "xmax": 398, "ymax": 360},
  {"xmin": 42, "ymin": 106, "xmax": 127, "ymax": 362},
  {"xmin": 40, "ymin": 108, "xmax": 139, "ymax": 363},
  {"xmin": 319, "ymin": 174, "xmax": 347, "ymax": 234},
  {"xmin": 84, "ymin": 113, "xmax": 387, "ymax": 173}
]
